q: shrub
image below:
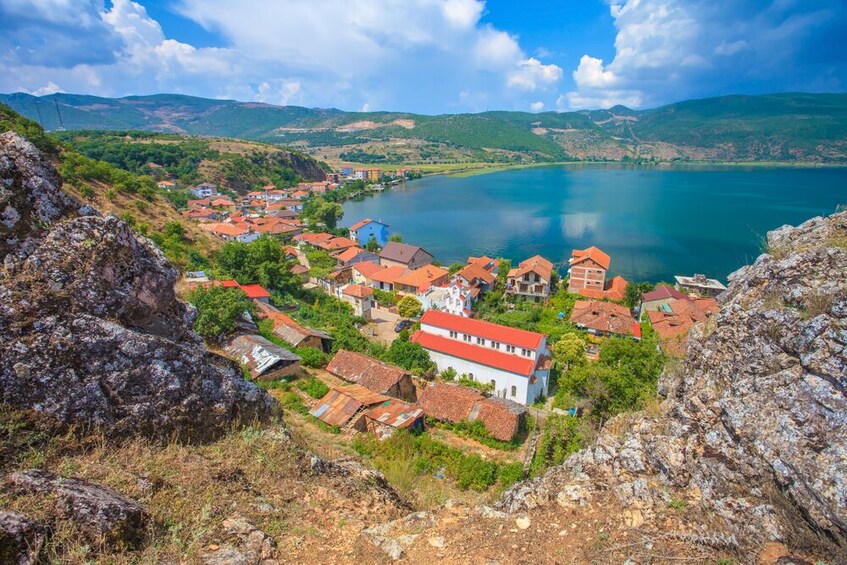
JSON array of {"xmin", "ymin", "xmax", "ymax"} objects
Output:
[
  {"xmin": 187, "ymin": 286, "xmax": 255, "ymax": 340},
  {"xmin": 295, "ymin": 377, "xmax": 329, "ymax": 399},
  {"xmin": 295, "ymin": 347, "xmax": 329, "ymax": 368}
]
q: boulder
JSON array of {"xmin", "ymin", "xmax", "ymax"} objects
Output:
[
  {"xmin": 0, "ymin": 510, "xmax": 48, "ymax": 565},
  {"xmin": 5, "ymin": 469, "xmax": 148, "ymax": 549},
  {"xmin": 500, "ymin": 211, "xmax": 847, "ymax": 555},
  {"xmin": 0, "ymin": 133, "xmax": 280, "ymax": 442}
]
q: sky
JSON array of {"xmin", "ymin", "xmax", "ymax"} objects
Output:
[{"xmin": 1, "ymin": 0, "xmax": 845, "ymax": 114}]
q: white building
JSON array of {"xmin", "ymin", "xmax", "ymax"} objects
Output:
[
  {"xmin": 191, "ymin": 182, "xmax": 218, "ymax": 198},
  {"xmin": 411, "ymin": 310, "xmax": 551, "ymax": 405}
]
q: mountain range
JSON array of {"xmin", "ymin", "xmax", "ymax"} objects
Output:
[{"xmin": 3, "ymin": 91, "xmax": 846, "ymax": 164}]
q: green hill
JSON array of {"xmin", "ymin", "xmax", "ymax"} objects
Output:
[{"xmin": 3, "ymin": 91, "xmax": 846, "ymax": 164}]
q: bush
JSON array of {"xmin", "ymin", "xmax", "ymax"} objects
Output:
[
  {"xmin": 187, "ymin": 286, "xmax": 255, "ymax": 340},
  {"xmin": 295, "ymin": 346, "xmax": 329, "ymax": 368},
  {"xmin": 295, "ymin": 377, "xmax": 329, "ymax": 399},
  {"xmin": 529, "ymin": 414, "xmax": 584, "ymax": 477}
]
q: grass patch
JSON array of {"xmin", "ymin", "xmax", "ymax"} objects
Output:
[
  {"xmin": 801, "ymin": 291, "xmax": 833, "ymax": 319},
  {"xmin": 295, "ymin": 377, "xmax": 329, "ymax": 399}
]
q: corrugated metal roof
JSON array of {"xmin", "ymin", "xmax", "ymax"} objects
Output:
[
  {"xmin": 223, "ymin": 334, "xmax": 300, "ymax": 378},
  {"xmin": 364, "ymin": 400, "xmax": 423, "ymax": 429},
  {"xmin": 310, "ymin": 385, "xmax": 390, "ymax": 427}
]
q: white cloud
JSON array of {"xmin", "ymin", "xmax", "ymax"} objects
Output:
[
  {"xmin": 714, "ymin": 40, "xmax": 748, "ymax": 56},
  {"xmin": 0, "ymin": 0, "xmax": 564, "ymax": 113},
  {"xmin": 506, "ymin": 57, "xmax": 563, "ymax": 91},
  {"xmin": 559, "ymin": 0, "xmax": 845, "ymax": 111},
  {"xmin": 529, "ymin": 101, "xmax": 544, "ymax": 112}
]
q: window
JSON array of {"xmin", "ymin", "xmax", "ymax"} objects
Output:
[
  {"xmin": 506, "ymin": 345, "xmax": 515, "ymax": 353},
  {"xmin": 476, "ymin": 337, "xmax": 484, "ymax": 345},
  {"xmin": 491, "ymin": 341, "xmax": 500, "ymax": 350},
  {"xmin": 449, "ymin": 330, "xmax": 457, "ymax": 338},
  {"xmin": 463, "ymin": 333, "xmax": 471, "ymax": 342},
  {"xmin": 468, "ymin": 373, "xmax": 474, "ymax": 380},
  {"xmin": 511, "ymin": 385, "xmax": 517, "ymax": 397}
]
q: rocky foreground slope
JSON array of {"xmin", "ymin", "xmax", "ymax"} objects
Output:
[{"xmin": 0, "ymin": 131, "xmax": 279, "ymax": 441}]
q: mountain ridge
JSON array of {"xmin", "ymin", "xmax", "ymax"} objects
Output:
[{"xmin": 3, "ymin": 91, "xmax": 847, "ymax": 164}]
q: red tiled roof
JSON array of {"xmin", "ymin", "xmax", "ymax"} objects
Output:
[
  {"xmin": 509, "ymin": 255, "xmax": 553, "ymax": 282},
  {"xmin": 456, "ymin": 262, "xmax": 496, "ymax": 286},
  {"xmin": 411, "ymin": 330, "xmax": 537, "ymax": 376},
  {"xmin": 349, "ymin": 218, "xmax": 373, "ymax": 231},
  {"xmin": 370, "ymin": 265, "xmax": 408, "ymax": 284},
  {"xmin": 395, "ymin": 265, "xmax": 449, "ymax": 290},
  {"xmin": 641, "ymin": 285, "xmax": 689, "ymax": 303},
  {"xmin": 239, "ymin": 284, "xmax": 271, "ymax": 299},
  {"xmin": 419, "ymin": 310, "xmax": 544, "ymax": 350},
  {"xmin": 570, "ymin": 300, "xmax": 638, "ymax": 337},
  {"xmin": 578, "ymin": 275, "xmax": 629, "ymax": 302},
  {"xmin": 335, "ymin": 247, "xmax": 365, "ymax": 263},
  {"xmin": 290, "ymin": 264, "xmax": 308, "ymax": 275},
  {"xmin": 317, "ymin": 236, "xmax": 359, "ymax": 251},
  {"xmin": 293, "ymin": 232, "xmax": 334, "ymax": 244},
  {"xmin": 327, "ymin": 350, "xmax": 409, "ymax": 394},
  {"xmin": 647, "ymin": 298, "xmax": 716, "ymax": 342},
  {"xmin": 208, "ymin": 223, "xmax": 250, "ymax": 237},
  {"xmin": 342, "ymin": 284, "xmax": 373, "ymax": 299},
  {"xmin": 570, "ymin": 246, "xmax": 611, "ymax": 271},
  {"xmin": 416, "ymin": 382, "xmax": 484, "ymax": 423},
  {"xmin": 475, "ymin": 398, "xmax": 525, "ymax": 442},
  {"xmin": 353, "ymin": 260, "xmax": 384, "ymax": 279}
]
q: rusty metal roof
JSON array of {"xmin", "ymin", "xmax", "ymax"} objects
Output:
[
  {"xmin": 364, "ymin": 400, "xmax": 423, "ymax": 429},
  {"xmin": 310, "ymin": 385, "xmax": 389, "ymax": 427}
]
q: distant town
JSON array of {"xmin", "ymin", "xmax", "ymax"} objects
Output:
[{"xmin": 172, "ymin": 163, "xmax": 727, "ymax": 453}]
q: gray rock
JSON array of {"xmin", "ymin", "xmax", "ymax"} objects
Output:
[
  {"xmin": 0, "ymin": 510, "xmax": 48, "ymax": 565},
  {"xmin": 500, "ymin": 211, "xmax": 847, "ymax": 554},
  {"xmin": 200, "ymin": 515, "xmax": 276, "ymax": 564},
  {"xmin": 0, "ymin": 135, "xmax": 280, "ymax": 442},
  {"xmin": 5, "ymin": 469, "xmax": 148, "ymax": 549}
]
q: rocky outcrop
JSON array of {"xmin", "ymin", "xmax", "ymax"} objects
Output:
[
  {"xmin": 0, "ymin": 132, "xmax": 279, "ymax": 441},
  {"xmin": 0, "ymin": 510, "xmax": 48, "ymax": 565},
  {"xmin": 5, "ymin": 469, "xmax": 150, "ymax": 549},
  {"xmin": 502, "ymin": 211, "xmax": 847, "ymax": 556}
]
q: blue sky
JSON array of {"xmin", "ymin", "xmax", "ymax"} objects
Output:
[{"xmin": 1, "ymin": 0, "xmax": 845, "ymax": 114}]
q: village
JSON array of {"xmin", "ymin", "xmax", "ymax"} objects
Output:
[{"xmin": 175, "ymin": 166, "xmax": 728, "ymax": 500}]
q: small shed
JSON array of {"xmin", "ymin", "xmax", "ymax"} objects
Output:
[
  {"xmin": 326, "ymin": 350, "xmax": 416, "ymax": 401},
  {"xmin": 363, "ymin": 400, "xmax": 424, "ymax": 439},
  {"xmin": 310, "ymin": 385, "xmax": 390, "ymax": 430},
  {"xmin": 223, "ymin": 334, "xmax": 301, "ymax": 381}
]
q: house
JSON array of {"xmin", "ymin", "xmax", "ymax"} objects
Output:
[
  {"xmin": 202, "ymin": 223, "xmax": 260, "ymax": 243},
  {"xmin": 647, "ymin": 298, "xmax": 719, "ymax": 356},
  {"xmin": 210, "ymin": 197, "xmax": 236, "ymax": 208},
  {"xmin": 334, "ymin": 247, "xmax": 379, "ymax": 267},
  {"xmin": 416, "ymin": 382, "xmax": 526, "ymax": 441},
  {"xmin": 254, "ymin": 302, "xmax": 333, "ymax": 352},
  {"xmin": 369, "ymin": 265, "xmax": 408, "ymax": 291},
  {"xmin": 293, "ymin": 232, "xmax": 335, "ymax": 247},
  {"xmin": 567, "ymin": 246, "xmax": 610, "ymax": 294},
  {"xmin": 379, "ymin": 242, "xmax": 434, "ymax": 270},
  {"xmin": 290, "ymin": 264, "xmax": 309, "ymax": 282},
  {"xmin": 353, "ymin": 169, "xmax": 367, "ymax": 180},
  {"xmin": 157, "ymin": 180, "xmax": 175, "ymax": 189},
  {"xmin": 570, "ymin": 300, "xmax": 641, "ymax": 339},
  {"xmin": 394, "ymin": 264, "xmax": 449, "ymax": 294},
  {"xmin": 411, "ymin": 310, "xmax": 552, "ymax": 405},
  {"xmin": 222, "ymin": 334, "xmax": 301, "ymax": 381},
  {"xmin": 310, "ymin": 385, "xmax": 390, "ymax": 430},
  {"xmin": 349, "ymin": 218, "xmax": 390, "ymax": 247},
  {"xmin": 640, "ymin": 285, "xmax": 691, "ymax": 313},
  {"xmin": 317, "ymin": 266, "xmax": 353, "ymax": 294},
  {"xmin": 316, "ymin": 236, "xmax": 359, "ymax": 252},
  {"xmin": 341, "ymin": 284, "xmax": 375, "ymax": 320},
  {"xmin": 578, "ymin": 275, "xmax": 629, "ymax": 302},
  {"xmin": 365, "ymin": 168, "xmax": 381, "ymax": 182},
  {"xmin": 674, "ymin": 274, "xmax": 727, "ymax": 298},
  {"xmin": 191, "ymin": 182, "xmax": 218, "ymax": 198},
  {"xmin": 351, "ymin": 260, "xmax": 385, "ymax": 286},
  {"xmin": 363, "ymin": 400, "xmax": 424, "ymax": 439},
  {"xmin": 326, "ymin": 350, "xmax": 416, "ymax": 401},
  {"xmin": 417, "ymin": 280, "xmax": 474, "ymax": 318},
  {"xmin": 454, "ymin": 256, "xmax": 499, "ymax": 293},
  {"xmin": 340, "ymin": 165, "xmax": 354, "ymax": 177},
  {"xmin": 238, "ymin": 284, "xmax": 271, "ymax": 304},
  {"xmin": 506, "ymin": 255, "xmax": 553, "ymax": 303}
]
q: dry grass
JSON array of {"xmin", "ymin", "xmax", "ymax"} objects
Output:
[
  {"xmin": 801, "ymin": 291, "xmax": 834, "ymax": 320},
  {"xmin": 0, "ymin": 406, "xmax": 408, "ymax": 563}
]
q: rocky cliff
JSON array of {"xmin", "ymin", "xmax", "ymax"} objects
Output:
[
  {"xmin": 500, "ymin": 211, "xmax": 846, "ymax": 557},
  {"xmin": 0, "ymin": 132, "xmax": 279, "ymax": 442}
]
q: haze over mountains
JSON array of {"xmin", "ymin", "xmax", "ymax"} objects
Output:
[{"xmin": 3, "ymin": 91, "xmax": 846, "ymax": 164}]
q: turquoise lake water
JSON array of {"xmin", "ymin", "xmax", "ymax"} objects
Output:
[{"xmin": 340, "ymin": 165, "xmax": 846, "ymax": 283}]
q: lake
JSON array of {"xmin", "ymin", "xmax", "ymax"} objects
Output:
[{"xmin": 340, "ymin": 165, "xmax": 846, "ymax": 283}]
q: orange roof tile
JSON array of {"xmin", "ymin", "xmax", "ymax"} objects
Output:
[
  {"xmin": 570, "ymin": 300, "xmax": 638, "ymax": 337},
  {"xmin": 416, "ymin": 382, "xmax": 484, "ymax": 423},
  {"xmin": 209, "ymin": 223, "xmax": 250, "ymax": 237},
  {"xmin": 335, "ymin": 247, "xmax": 366, "ymax": 262},
  {"xmin": 238, "ymin": 284, "xmax": 271, "ymax": 299},
  {"xmin": 342, "ymin": 284, "xmax": 374, "ymax": 299},
  {"xmin": 419, "ymin": 310, "xmax": 544, "ymax": 350},
  {"xmin": 353, "ymin": 260, "xmax": 384, "ymax": 279},
  {"xmin": 395, "ymin": 265, "xmax": 449, "ymax": 290},
  {"xmin": 510, "ymin": 255, "xmax": 553, "ymax": 281},
  {"xmin": 570, "ymin": 246, "xmax": 611, "ymax": 271},
  {"xmin": 327, "ymin": 350, "xmax": 407, "ymax": 394},
  {"xmin": 370, "ymin": 265, "xmax": 408, "ymax": 284},
  {"xmin": 578, "ymin": 275, "xmax": 629, "ymax": 302}
]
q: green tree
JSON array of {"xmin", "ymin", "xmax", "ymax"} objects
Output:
[
  {"xmin": 318, "ymin": 201, "xmax": 344, "ymax": 229},
  {"xmin": 388, "ymin": 233, "xmax": 403, "ymax": 243},
  {"xmin": 624, "ymin": 281, "xmax": 654, "ymax": 308},
  {"xmin": 188, "ymin": 286, "xmax": 255, "ymax": 340},
  {"xmin": 397, "ymin": 295, "xmax": 422, "ymax": 318},
  {"xmin": 552, "ymin": 333, "xmax": 586, "ymax": 371},
  {"xmin": 365, "ymin": 237, "xmax": 381, "ymax": 252},
  {"xmin": 448, "ymin": 262, "xmax": 465, "ymax": 275},
  {"xmin": 387, "ymin": 335, "xmax": 433, "ymax": 374}
]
